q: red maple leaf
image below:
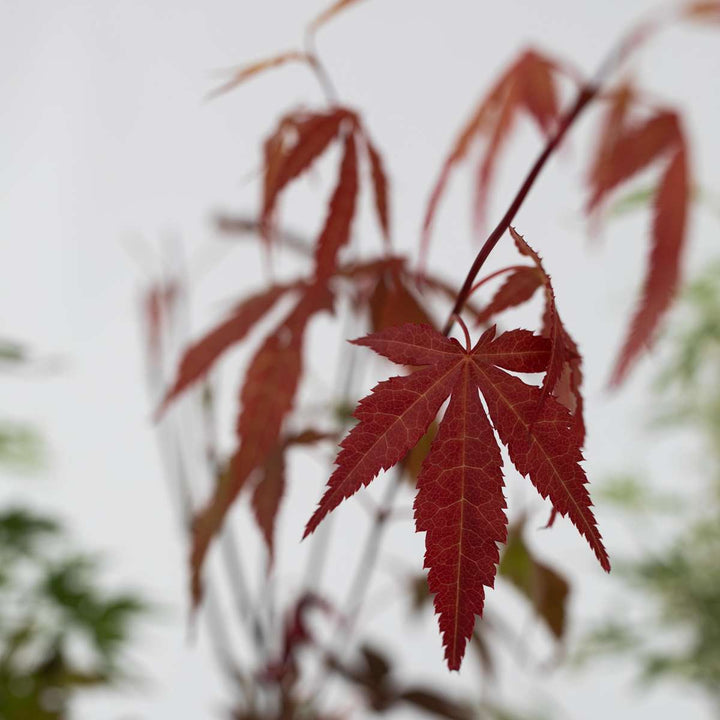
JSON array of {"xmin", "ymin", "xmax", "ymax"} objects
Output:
[
  {"xmin": 261, "ymin": 108, "xmax": 352, "ymax": 247},
  {"xmin": 474, "ymin": 265, "xmax": 543, "ymax": 325},
  {"xmin": 584, "ymin": 90, "xmax": 690, "ymax": 385},
  {"xmin": 421, "ymin": 49, "xmax": 563, "ymax": 266},
  {"xmin": 251, "ymin": 430, "xmax": 336, "ymax": 564},
  {"xmin": 304, "ymin": 322, "xmax": 609, "ymax": 670},
  {"xmin": 359, "ymin": 128, "xmax": 391, "ymax": 248},
  {"xmin": 610, "ymin": 144, "xmax": 690, "ymax": 385},
  {"xmin": 157, "ymin": 282, "xmax": 297, "ymax": 416},
  {"xmin": 191, "ymin": 284, "xmax": 333, "ymax": 605},
  {"xmin": 314, "ymin": 131, "xmax": 359, "ymax": 278}
]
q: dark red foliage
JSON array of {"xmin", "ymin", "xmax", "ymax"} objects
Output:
[{"xmin": 305, "ymin": 323, "xmax": 608, "ymax": 669}]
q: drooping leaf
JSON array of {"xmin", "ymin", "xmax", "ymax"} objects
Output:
[
  {"xmin": 421, "ymin": 49, "xmax": 562, "ymax": 265},
  {"xmin": 305, "ymin": 322, "xmax": 607, "ymax": 669},
  {"xmin": 586, "ymin": 83, "xmax": 635, "ymax": 214},
  {"xmin": 515, "ymin": 51, "xmax": 562, "ymax": 134},
  {"xmin": 475, "ymin": 266, "xmax": 543, "ymax": 325},
  {"xmin": 498, "ymin": 521, "xmax": 570, "ymax": 641},
  {"xmin": 261, "ymin": 109, "xmax": 352, "ymax": 246},
  {"xmin": 207, "ymin": 52, "xmax": 310, "ymax": 100},
  {"xmin": 361, "ymin": 131, "xmax": 391, "ymax": 246},
  {"xmin": 191, "ymin": 285, "xmax": 332, "ymax": 605},
  {"xmin": 472, "ymin": 82, "xmax": 519, "ymax": 233},
  {"xmin": 610, "ymin": 144, "xmax": 690, "ymax": 386},
  {"xmin": 511, "ymin": 228, "xmax": 585, "ymax": 439},
  {"xmin": 251, "ymin": 430, "xmax": 335, "ymax": 563},
  {"xmin": 262, "ymin": 116, "xmax": 300, "ymax": 239},
  {"xmin": 251, "ymin": 446, "xmax": 286, "ymax": 565},
  {"xmin": 420, "ymin": 88, "xmax": 500, "ymax": 265},
  {"xmin": 157, "ymin": 283, "xmax": 294, "ymax": 416},
  {"xmin": 472, "ymin": 50, "xmax": 561, "ymax": 231},
  {"xmin": 586, "ymin": 109, "xmax": 681, "ymax": 214},
  {"xmin": 314, "ymin": 131, "xmax": 359, "ymax": 278},
  {"xmin": 369, "ymin": 271, "xmax": 434, "ymax": 332}
]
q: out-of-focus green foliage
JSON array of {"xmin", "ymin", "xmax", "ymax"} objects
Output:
[
  {"xmin": 0, "ymin": 339, "xmax": 27, "ymax": 365},
  {"xmin": 0, "ymin": 339, "xmax": 44, "ymax": 471},
  {"xmin": 0, "ymin": 422, "xmax": 44, "ymax": 470},
  {"xmin": 594, "ymin": 474, "xmax": 678, "ymax": 514},
  {"xmin": 0, "ymin": 507, "xmax": 146, "ymax": 719},
  {"xmin": 582, "ymin": 263, "xmax": 720, "ymax": 704},
  {"xmin": 1, "ymin": 341, "xmax": 146, "ymax": 719}
]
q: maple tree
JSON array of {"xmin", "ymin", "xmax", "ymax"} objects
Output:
[{"xmin": 145, "ymin": 0, "xmax": 720, "ymax": 715}]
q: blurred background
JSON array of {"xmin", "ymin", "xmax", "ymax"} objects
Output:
[{"xmin": 1, "ymin": 1, "xmax": 719, "ymax": 718}]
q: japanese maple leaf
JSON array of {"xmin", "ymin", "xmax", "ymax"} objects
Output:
[
  {"xmin": 190, "ymin": 284, "xmax": 332, "ymax": 605},
  {"xmin": 421, "ymin": 49, "xmax": 562, "ymax": 267},
  {"xmin": 583, "ymin": 90, "xmax": 690, "ymax": 385},
  {"xmin": 305, "ymin": 323, "xmax": 609, "ymax": 670},
  {"xmin": 251, "ymin": 429, "xmax": 336, "ymax": 564}
]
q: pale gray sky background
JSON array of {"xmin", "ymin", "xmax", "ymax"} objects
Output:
[{"xmin": 1, "ymin": 1, "xmax": 719, "ymax": 718}]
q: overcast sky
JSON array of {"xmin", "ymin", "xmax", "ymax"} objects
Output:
[{"xmin": 1, "ymin": 1, "xmax": 719, "ymax": 718}]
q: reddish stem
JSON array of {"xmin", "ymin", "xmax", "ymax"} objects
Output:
[{"xmin": 454, "ymin": 314, "xmax": 472, "ymax": 351}]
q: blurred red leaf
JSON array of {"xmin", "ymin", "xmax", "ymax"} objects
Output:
[
  {"xmin": 191, "ymin": 286, "xmax": 332, "ymax": 605},
  {"xmin": 369, "ymin": 271, "xmax": 434, "ymax": 332},
  {"xmin": 362, "ymin": 131, "xmax": 391, "ymax": 247},
  {"xmin": 157, "ymin": 283, "xmax": 294, "ymax": 416},
  {"xmin": 586, "ymin": 109, "xmax": 681, "ymax": 214},
  {"xmin": 251, "ymin": 430, "xmax": 335, "ymax": 563},
  {"xmin": 314, "ymin": 132, "xmax": 359, "ymax": 278},
  {"xmin": 261, "ymin": 109, "xmax": 352, "ymax": 247},
  {"xmin": 610, "ymin": 144, "xmax": 690, "ymax": 385},
  {"xmin": 511, "ymin": 228, "xmax": 585, "ymax": 437},
  {"xmin": 474, "ymin": 266, "xmax": 543, "ymax": 325},
  {"xmin": 421, "ymin": 49, "xmax": 562, "ymax": 265}
]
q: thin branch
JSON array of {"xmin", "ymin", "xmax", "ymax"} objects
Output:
[
  {"xmin": 455, "ymin": 313, "xmax": 472, "ymax": 351},
  {"xmin": 215, "ymin": 214, "xmax": 313, "ymax": 257},
  {"xmin": 342, "ymin": 470, "xmax": 403, "ymax": 629},
  {"xmin": 304, "ymin": 27, "xmax": 340, "ymax": 105}
]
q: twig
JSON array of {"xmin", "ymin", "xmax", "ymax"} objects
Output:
[
  {"xmin": 343, "ymin": 470, "xmax": 403, "ymax": 632},
  {"xmin": 215, "ymin": 214, "xmax": 314, "ymax": 257}
]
